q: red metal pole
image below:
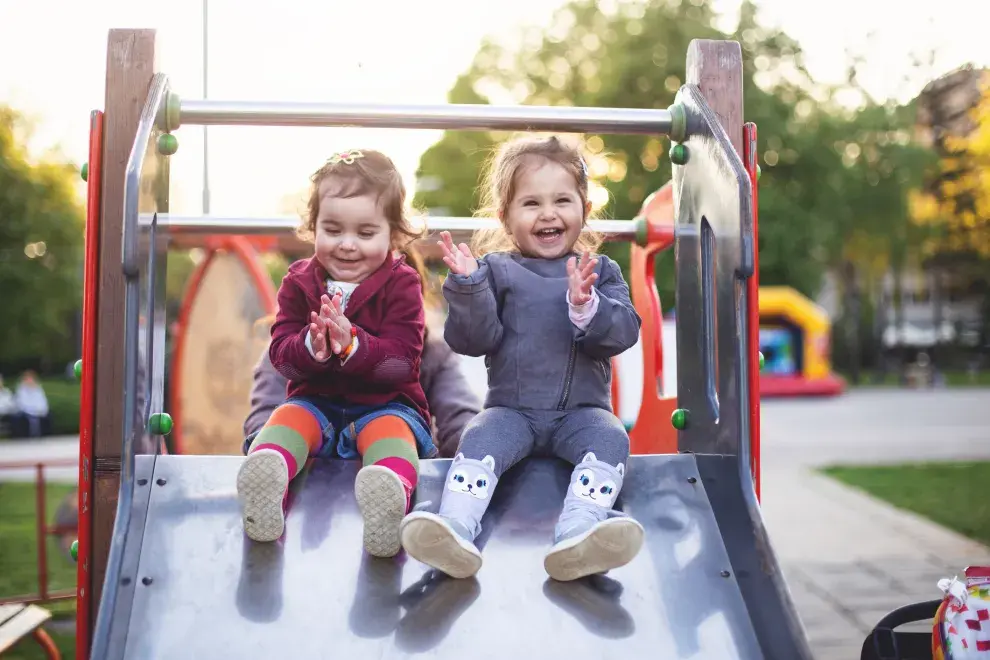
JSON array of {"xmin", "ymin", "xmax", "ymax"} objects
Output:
[
  {"xmin": 35, "ymin": 464, "xmax": 49, "ymax": 601},
  {"xmin": 77, "ymin": 109, "xmax": 104, "ymax": 660}
]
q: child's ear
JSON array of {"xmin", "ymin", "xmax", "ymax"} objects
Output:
[{"xmin": 584, "ymin": 199, "xmax": 593, "ymax": 218}]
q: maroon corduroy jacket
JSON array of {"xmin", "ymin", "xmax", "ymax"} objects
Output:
[{"xmin": 268, "ymin": 252, "xmax": 430, "ymax": 425}]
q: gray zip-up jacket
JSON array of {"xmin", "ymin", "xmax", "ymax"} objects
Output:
[{"xmin": 442, "ymin": 251, "xmax": 641, "ymax": 412}]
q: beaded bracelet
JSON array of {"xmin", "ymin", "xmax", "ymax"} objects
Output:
[{"xmin": 338, "ymin": 326, "xmax": 358, "ymax": 362}]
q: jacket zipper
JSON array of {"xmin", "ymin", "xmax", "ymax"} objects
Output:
[{"xmin": 556, "ymin": 341, "xmax": 578, "ymax": 410}]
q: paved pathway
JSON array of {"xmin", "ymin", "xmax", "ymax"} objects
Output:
[
  {"xmin": 0, "ymin": 435, "xmax": 78, "ymax": 482},
  {"xmin": 759, "ymin": 388, "xmax": 990, "ymax": 659}
]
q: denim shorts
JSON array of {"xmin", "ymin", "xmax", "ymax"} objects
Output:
[{"xmin": 242, "ymin": 396, "xmax": 437, "ymax": 460}]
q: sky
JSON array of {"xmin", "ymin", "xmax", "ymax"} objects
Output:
[{"xmin": 1, "ymin": 0, "xmax": 988, "ymax": 219}]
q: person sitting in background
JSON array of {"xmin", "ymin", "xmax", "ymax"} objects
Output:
[{"xmin": 14, "ymin": 371, "xmax": 50, "ymax": 437}]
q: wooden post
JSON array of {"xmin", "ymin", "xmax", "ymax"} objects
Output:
[
  {"xmin": 685, "ymin": 40, "xmax": 744, "ymax": 157},
  {"xmin": 88, "ymin": 28, "xmax": 158, "ymax": 645}
]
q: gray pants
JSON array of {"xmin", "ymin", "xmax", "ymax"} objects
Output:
[{"xmin": 456, "ymin": 406, "xmax": 630, "ymax": 477}]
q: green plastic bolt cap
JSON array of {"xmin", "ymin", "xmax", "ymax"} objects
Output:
[
  {"xmin": 71, "ymin": 540, "xmax": 78, "ymax": 562},
  {"xmin": 671, "ymin": 408, "xmax": 689, "ymax": 430},
  {"xmin": 758, "ymin": 351, "xmax": 765, "ymax": 370},
  {"xmin": 667, "ymin": 103, "xmax": 688, "ymax": 143},
  {"xmin": 157, "ymin": 133, "xmax": 178, "ymax": 156},
  {"xmin": 81, "ymin": 163, "xmax": 89, "ymax": 182},
  {"xmin": 756, "ymin": 164, "xmax": 762, "ymax": 181},
  {"xmin": 669, "ymin": 143, "xmax": 689, "ymax": 166},
  {"xmin": 148, "ymin": 412, "xmax": 173, "ymax": 436},
  {"xmin": 74, "ymin": 359, "xmax": 82, "ymax": 380}
]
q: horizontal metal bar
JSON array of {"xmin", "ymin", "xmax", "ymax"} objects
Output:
[
  {"xmin": 146, "ymin": 215, "xmax": 638, "ymax": 240},
  {"xmin": 178, "ymin": 99, "xmax": 672, "ymax": 135}
]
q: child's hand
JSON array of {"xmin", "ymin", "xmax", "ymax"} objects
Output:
[
  {"xmin": 321, "ymin": 292, "xmax": 353, "ymax": 355},
  {"xmin": 438, "ymin": 231, "xmax": 478, "ymax": 276},
  {"xmin": 308, "ymin": 310, "xmax": 332, "ymax": 361},
  {"xmin": 567, "ymin": 251, "xmax": 599, "ymax": 306}
]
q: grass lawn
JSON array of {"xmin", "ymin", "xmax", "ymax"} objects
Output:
[
  {"xmin": 0, "ymin": 481, "xmax": 78, "ymax": 658},
  {"xmin": 821, "ymin": 461, "xmax": 990, "ymax": 546}
]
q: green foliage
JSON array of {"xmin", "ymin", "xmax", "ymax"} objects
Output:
[
  {"xmin": 42, "ymin": 377, "xmax": 81, "ymax": 435},
  {"xmin": 822, "ymin": 461, "xmax": 990, "ymax": 544},
  {"xmin": 0, "ymin": 107, "xmax": 84, "ymax": 367},
  {"xmin": 411, "ymin": 0, "xmax": 933, "ymax": 307}
]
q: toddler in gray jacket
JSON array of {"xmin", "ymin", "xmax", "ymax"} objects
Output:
[{"xmin": 400, "ymin": 135, "xmax": 644, "ymax": 582}]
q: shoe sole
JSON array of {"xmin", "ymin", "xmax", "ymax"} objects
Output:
[
  {"xmin": 400, "ymin": 512, "xmax": 482, "ymax": 579},
  {"xmin": 544, "ymin": 517, "xmax": 644, "ymax": 582},
  {"xmin": 355, "ymin": 465, "xmax": 408, "ymax": 558},
  {"xmin": 236, "ymin": 450, "xmax": 288, "ymax": 543}
]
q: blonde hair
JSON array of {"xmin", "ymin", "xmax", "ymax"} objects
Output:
[
  {"xmin": 471, "ymin": 135, "xmax": 604, "ymax": 256},
  {"xmin": 298, "ymin": 149, "xmax": 423, "ymax": 251}
]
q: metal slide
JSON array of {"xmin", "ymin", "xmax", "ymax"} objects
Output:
[
  {"xmin": 89, "ymin": 68, "xmax": 813, "ymax": 659},
  {"xmin": 94, "ymin": 452, "xmax": 806, "ymax": 659}
]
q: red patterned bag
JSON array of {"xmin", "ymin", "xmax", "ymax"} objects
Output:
[{"xmin": 933, "ymin": 566, "xmax": 990, "ymax": 659}]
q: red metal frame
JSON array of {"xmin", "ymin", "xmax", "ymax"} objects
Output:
[
  {"xmin": 0, "ymin": 459, "xmax": 77, "ymax": 606},
  {"xmin": 743, "ymin": 123, "xmax": 761, "ymax": 500},
  {"xmin": 76, "ymin": 109, "xmax": 104, "ymax": 660},
  {"xmin": 628, "ymin": 183, "xmax": 678, "ymax": 455},
  {"xmin": 170, "ymin": 236, "xmax": 276, "ymax": 454}
]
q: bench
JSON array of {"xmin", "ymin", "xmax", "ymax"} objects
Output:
[{"xmin": 0, "ymin": 603, "xmax": 61, "ymax": 659}]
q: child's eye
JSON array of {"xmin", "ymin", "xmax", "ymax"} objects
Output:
[{"xmin": 359, "ymin": 232, "xmax": 375, "ymax": 239}]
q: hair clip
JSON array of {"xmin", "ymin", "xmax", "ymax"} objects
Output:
[
  {"xmin": 328, "ymin": 150, "xmax": 365, "ymax": 165},
  {"xmin": 578, "ymin": 156, "xmax": 589, "ymax": 179}
]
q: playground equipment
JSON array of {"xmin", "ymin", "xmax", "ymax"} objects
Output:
[
  {"xmin": 73, "ymin": 30, "xmax": 813, "ymax": 659},
  {"xmin": 758, "ymin": 286, "xmax": 846, "ymax": 397}
]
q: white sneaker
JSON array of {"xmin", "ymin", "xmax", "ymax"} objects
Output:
[
  {"xmin": 400, "ymin": 511, "xmax": 483, "ymax": 579},
  {"xmin": 236, "ymin": 449, "xmax": 289, "ymax": 543},
  {"xmin": 544, "ymin": 517, "xmax": 644, "ymax": 582},
  {"xmin": 355, "ymin": 465, "xmax": 411, "ymax": 558}
]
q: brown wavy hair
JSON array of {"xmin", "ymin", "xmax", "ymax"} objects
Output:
[
  {"xmin": 298, "ymin": 149, "xmax": 424, "ymax": 251},
  {"xmin": 471, "ymin": 135, "xmax": 603, "ymax": 256}
]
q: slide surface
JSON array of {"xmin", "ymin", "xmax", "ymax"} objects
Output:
[{"xmin": 92, "ymin": 453, "xmax": 812, "ymax": 659}]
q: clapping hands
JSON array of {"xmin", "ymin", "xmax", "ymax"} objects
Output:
[
  {"xmin": 308, "ymin": 291, "xmax": 353, "ymax": 361},
  {"xmin": 567, "ymin": 251, "xmax": 598, "ymax": 306},
  {"xmin": 438, "ymin": 231, "xmax": 478, "ymax": 276}
]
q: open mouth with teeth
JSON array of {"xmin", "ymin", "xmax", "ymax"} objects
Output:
[{"xmin": 534, "ymin": 227, "xmax": 564, "ymax": 243}]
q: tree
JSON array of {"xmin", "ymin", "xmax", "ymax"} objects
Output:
[
  {"xmin": 0, "ymin": 107, "xmax": 85, "ymax": 369},
  {"xmin": 412, "ymin": 0, "xmax": 929, "ymax": 316}
]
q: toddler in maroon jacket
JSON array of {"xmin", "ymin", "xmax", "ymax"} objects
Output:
[{"xmin": 236, "ymin": 149, "xmax": 435, "ymax": 557}]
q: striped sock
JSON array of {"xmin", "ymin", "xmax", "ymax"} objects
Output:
[
  {"xmin": 357, "ymin": 415, "xmax": 419, "ymax": 495},
  {"xmin": 354, "ymin": 415, "xmax": 420, "ymax": 557},
  {"xmin": 248, "ymin": 403, "xmax": 323, "ymax": 479}
]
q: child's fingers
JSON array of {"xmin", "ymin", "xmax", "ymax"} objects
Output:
[
  {"xmin": 457, "ymin": 243, "xmax": 474, "ymax": 259},
  {"xmin": 330, "ymin": 339, "xmax": 342, "ymax": 355},
  {"xmin": 442, "ymin": 255, "xmax": 460, "ymax": 273},
  {"xmin": 566, "ymin": 256, "xmax": 576, "ymax": 276}
]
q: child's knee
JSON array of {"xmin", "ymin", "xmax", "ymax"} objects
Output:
[{"xmin": 564, "ymin": 410, "xmax": 630, "ymax": 467}]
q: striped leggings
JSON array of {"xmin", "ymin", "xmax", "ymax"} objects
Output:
[{"xmin": 236, "ymin": 400, "xmax": 423, "ymax": 555}]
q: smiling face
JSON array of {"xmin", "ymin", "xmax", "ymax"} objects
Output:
[
  {"xmin": 501, "ymin": 158, "xmax": 591, "ymax": 260},
  {"xmin": 313, "ymin": 179, "xmax": 392, "ymax": 284}
]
